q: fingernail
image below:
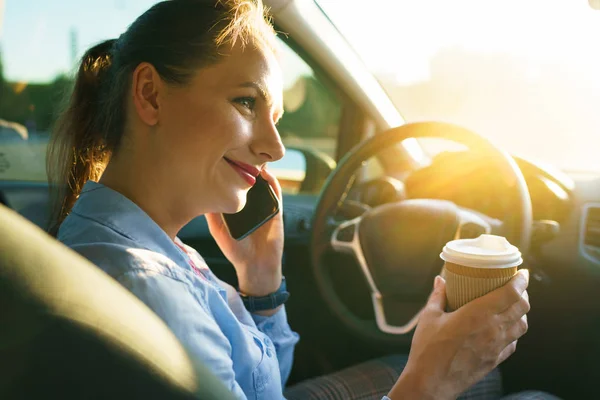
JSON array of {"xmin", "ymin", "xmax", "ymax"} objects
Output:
[
  {"xmin": 434, "ymin": 275, "xmax": 443, "ymax": 289},
  {"xmin": 520, "ymin": 269, "xmax": 530, "ymax": 281}
]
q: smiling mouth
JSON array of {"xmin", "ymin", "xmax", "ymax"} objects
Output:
[{"xmin": 224, "ymin": 157, "xmax": 259, "ymax": 186}]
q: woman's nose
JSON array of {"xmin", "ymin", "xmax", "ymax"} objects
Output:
[{"xmin": 251, "ymin": 122, "xmax": 286, "ymax": 162}]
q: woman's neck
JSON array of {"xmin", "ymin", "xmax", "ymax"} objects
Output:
[{"xmin": 99, "ymin": 155, "xmax": 189, "ymax": 240}]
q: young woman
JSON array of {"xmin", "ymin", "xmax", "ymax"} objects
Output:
[{"xmin": 48, "ymin": 1, "xmax": 554, "ymax": 399}]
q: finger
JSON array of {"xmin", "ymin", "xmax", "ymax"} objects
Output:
[
  {"xmin": 505, "ymin": 314, "xmax": 529, "ymax": 344},
  {"xmin": 471, "ymin": 269, "xmax": 529, "ymax": 314},
  {"xmin": 499, "ymin": 290, "xmax": 530, "ymax": 324},
  {"xmin": 497, "ymin": 340, "xmax": 518, "ymax": 365},
  {"xmin": 261, "ymin": 167, "xmax": 283, "ymax": 200},
  {"xmin": 425, "ymin": 276, "xmax": 447, "ymax": 314}
]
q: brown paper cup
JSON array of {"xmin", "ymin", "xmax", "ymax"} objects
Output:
[{"xmin": 442, "ymin": 262, "xmax": 518, "ymax": 311}]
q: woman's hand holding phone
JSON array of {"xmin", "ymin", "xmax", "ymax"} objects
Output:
[{"xmin": 206, "ymin": 168, "xmax": 284, "ymax": 302}]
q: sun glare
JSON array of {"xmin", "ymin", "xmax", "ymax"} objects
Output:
[{"xmin": 318, "ymin": 0, "xmax": 600, "ymax": 171}]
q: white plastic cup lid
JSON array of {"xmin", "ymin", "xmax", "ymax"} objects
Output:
[{"xmin": 440, "ymin": 234, "xmax": 523, "ymax": 269}]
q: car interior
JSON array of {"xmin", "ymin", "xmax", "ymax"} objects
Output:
[{"xmin": 1, "ymin": 0, "xmax": 599, "ymax": 399}]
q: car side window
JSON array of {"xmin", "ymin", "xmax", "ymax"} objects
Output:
[
  {"xmin": 0, "ymin": 1, "xmax": 161, "ymax": 182},
  {"xmin": 270, "ymin": 38, "xmax": 342, "ymax": 195}
]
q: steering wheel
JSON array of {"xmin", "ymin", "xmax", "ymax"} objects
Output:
[{"xmin": 310, "ymin": 122, "xmax": 533, "ymax": 344}]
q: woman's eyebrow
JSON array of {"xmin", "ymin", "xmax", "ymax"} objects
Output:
[
  {"xmin": 239, "ymin": 81, "xmax": 284, "ymax": 119},
  {"xmin": 239, "ymin": 81, "xmax": 270, "ymax": 104}
]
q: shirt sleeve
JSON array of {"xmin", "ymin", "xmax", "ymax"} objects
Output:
[
  {"xmin": 117, "ymin": 270, "xmax": 248, "ymax": 400},
  {"xmin": 251, "ymin": 307, "xmax": 299, "ymax": 387}
]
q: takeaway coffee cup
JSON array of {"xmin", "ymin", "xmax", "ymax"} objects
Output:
[{"xmin": 440, "ymin": 234, "xmax": 523, "ymax": 311}]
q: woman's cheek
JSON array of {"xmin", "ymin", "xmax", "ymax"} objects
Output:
[{"xmin": 216, "ymin": 110, "xmax": 254, "ymax": 146}]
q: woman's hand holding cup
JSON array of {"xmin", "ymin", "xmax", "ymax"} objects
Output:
[{"xmin": 388, "ymin": 237, "xmax": 530, "ymax": 400}]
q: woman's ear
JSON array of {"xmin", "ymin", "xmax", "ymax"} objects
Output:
[{"xmin": 131, "ymin": 62, "xmax": 161, "ymax": 126}]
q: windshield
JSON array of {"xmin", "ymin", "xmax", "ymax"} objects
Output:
[{"xmin": 318, "ymin": 0, "xmax": 600, "ymax": 173}]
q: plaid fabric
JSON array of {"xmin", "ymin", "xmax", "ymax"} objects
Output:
[
  {"xmin": 501, "ymin": 392, "xmax": 562, "ymax": 400},
  {"xmin": 285, "ymin": 355, "xmax": 411, "ymax": 400},
  {"xmin": 284, "ymin": 354, "xmax": 560, "ymax": 400}
]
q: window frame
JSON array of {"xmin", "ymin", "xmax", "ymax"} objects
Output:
[{"xmin": 276, "ymin": 32, "xmax": 368, "ymax": 164}]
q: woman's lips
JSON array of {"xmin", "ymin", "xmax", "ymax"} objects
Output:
[{"xmin": 224, "ymin": 158, "xmax": 258, "ymax": 186}]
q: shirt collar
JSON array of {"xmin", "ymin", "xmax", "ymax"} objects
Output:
[{"xmin": 70, "ymin": 180, "xmax": 190, "ymax": 267}]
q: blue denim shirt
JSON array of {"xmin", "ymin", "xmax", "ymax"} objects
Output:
[{"xmin": 58, "ymin": 181, "xmax": 300, "ymax": 399}]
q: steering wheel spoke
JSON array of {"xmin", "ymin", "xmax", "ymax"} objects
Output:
[
  {"xmin": 373, "ymin": 293, "xmax": 422, "ymax": 335},
  {"xmin": 330, "ymin": 217, "xmax": 360, "ymax": 252},
  {"xmin": 331, "ymin": 216, "xmax": 377, "ymax": 290},
  {"xmin": 331, "ymin": 216, "xmax": 424, "ymax": 335}
]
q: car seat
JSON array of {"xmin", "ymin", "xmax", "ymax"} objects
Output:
[{"xmin": 0, "ymin": 204, "xmax": 235, "ymax": 399}]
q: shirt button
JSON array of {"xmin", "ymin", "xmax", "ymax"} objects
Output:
[
  {"xmin": 264, "ymin": 338, "xmax": 271, "ymax": 346},
  {"xmin": 266, "ymin": 347, "xmax": 273, "ymax": 357}
]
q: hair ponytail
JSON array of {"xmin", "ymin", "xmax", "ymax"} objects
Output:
[{"xmin": 46, "ymin": 39, "xmax": 117, "ymax": 235}]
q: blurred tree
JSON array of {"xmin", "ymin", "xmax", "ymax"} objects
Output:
[
  {"xmin": 0, "ymin": 69, "xmax": 73, "ymax": 135},
  {"xmin": 0, "ymin": 51, "xmax": 5, "ymax": 85}
]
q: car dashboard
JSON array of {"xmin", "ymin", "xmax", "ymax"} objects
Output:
[{"xmin": 346, "ymin": 151, "xmax": 600, "ymax": 273}]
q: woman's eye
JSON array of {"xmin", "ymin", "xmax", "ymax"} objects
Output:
[{"xmin": 234, "ymin": 97, "xmax": 256, "ymax": 112}]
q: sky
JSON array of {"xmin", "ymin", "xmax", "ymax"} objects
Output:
[{"xmin": 0, "ymin": 0, "xmax": 156, "ymax": 81}]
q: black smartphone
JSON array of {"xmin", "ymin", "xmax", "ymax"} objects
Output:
[{"xmin": 222, "ymin": 175, "xmax": 280, "ymax": 241}]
